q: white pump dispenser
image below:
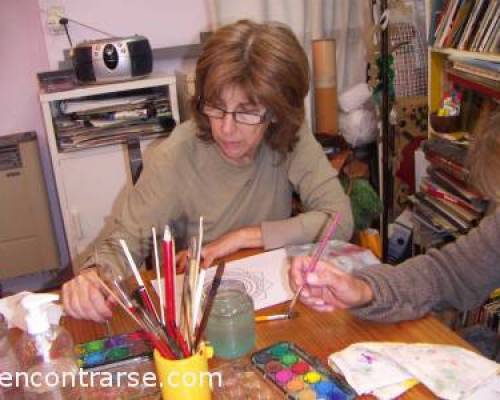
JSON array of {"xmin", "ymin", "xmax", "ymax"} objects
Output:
[
  {"xmin": 22, "ymin": 293, "xmax": 59, "ymax": 335},
  {"xmin": 16, "ymin": 293, "xmax": 80, "ymax": 399}
]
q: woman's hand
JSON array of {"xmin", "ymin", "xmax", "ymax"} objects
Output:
[
  {"xmin": 201, "ymin": 230, "xmax": 247, "ymax": 267},
  {"xmin": 202, "ymin": 226, "xmax": 263, "ymax": 267},
  {"xmin": 62, "ymin": 267, "xmax": 115, "ymax": 322},
  {"xmin": 288, "ymin": 256, "xmax": 374, "ymax": 313}
]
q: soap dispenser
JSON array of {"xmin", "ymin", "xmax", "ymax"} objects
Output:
[{"xmin": 16, "ymin": 293, "xmax": 80, "ymax": 399}]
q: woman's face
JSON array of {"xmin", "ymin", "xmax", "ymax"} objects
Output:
[{"xmin": 208, "ymin": 85, "xmax": 268, "ymax": 166}]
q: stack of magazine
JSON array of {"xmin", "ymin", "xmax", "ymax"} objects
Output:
[
  {"xmin": 53, "ymin": 90, "xmax": 176, "ymax": 152},
  {"xmin": 410, "ymin": 138, "xmax": 488, "ymax": 246}
]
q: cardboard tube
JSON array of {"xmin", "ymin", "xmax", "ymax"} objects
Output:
[{"xmin": 312, "ymin": 39, "xmax": 338, "ymax": 135}]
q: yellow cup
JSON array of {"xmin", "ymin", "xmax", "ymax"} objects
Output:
[{"xmin": 154, "ymin": 343, "xmax": 214, "ymax": 400}]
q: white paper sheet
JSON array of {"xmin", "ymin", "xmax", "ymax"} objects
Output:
[{"xmin": 151, "ymin": 248, "xmax": 293, "ymax": 315}]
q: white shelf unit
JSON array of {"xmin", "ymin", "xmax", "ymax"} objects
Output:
[{"xmin": 40, "ymin": 74, "xmax": 179, "ymax": 270}]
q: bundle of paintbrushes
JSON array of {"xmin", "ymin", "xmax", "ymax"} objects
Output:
[{"xmin": 96, "ymin": 216, "xmax": 225, "ymax": 360}]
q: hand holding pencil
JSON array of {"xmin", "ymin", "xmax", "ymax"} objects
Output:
[{"xmin": 288, "ymin": 256, "xmax": 374, "ymax": 313}]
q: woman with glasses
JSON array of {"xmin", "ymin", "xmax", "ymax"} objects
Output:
[{"xmin": 63, "ymin": 19, "xmax": 353, "ymax": 322}]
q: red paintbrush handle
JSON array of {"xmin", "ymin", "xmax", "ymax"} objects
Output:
[
  {"xmin": 162, "ymin": 240, "xmax": 176, "ymax": 324},
  {"xmin": 173, "ymin": 324, "xmax": 190, "ymax": 357},
  {"xmin": 147, "ymin": 333, "xmax": 175, "ymax": 359},
  {"xmin": 136, "ymin": 287, "xmax": 156, "ymax": 316}
]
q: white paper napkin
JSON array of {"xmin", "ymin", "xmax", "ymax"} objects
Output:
[{"xmin": 329, "ymin": 342, "xmax": 500, "ymax": 400}]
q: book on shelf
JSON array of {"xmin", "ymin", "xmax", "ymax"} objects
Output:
[
  {"xmin": 449, "ymin": 57, "xmax": 500, "ymax": 79},
  {"xmin": 423, "ymin": 137, "xmax": 468, "ymax": 165},
  {"xmin": 462, "ymin": 293, "xmax": 500, "ymax": 333},
  {"xmin": 429, "ymin": 0, "xmax": 449, "ymax": 44},
  {"xmin": 423, "ymin": 186, "xmax": 480, "ymax": 223},
  {"xmin": 479, "ymin": 2, "xmax": 500, "ymax": 51},
  {"xmin": 447, "ymin": 69, "xmax": 500, "ymax": 96},
  {"xmin": 490, "ymin": 27, "xmax": 500, "ymax": 52},
  {"xmin": 408, "ymin": 195, "xmax": 460, "ymax": 237},
  {"xmin": 420, "ymin": 177, "xmax": 485, "ymax": 214},
  {"xmin": 431, "ymin": 0, "xmax": 500, "ymax": 52},
  {"xmin": 436, "ymin": 0, "xmax": 463, "ymax": 48},
  {"xmin": 415, "ymin": 192, "xmax": 472, "ymax": 233},
  {"xmin": 470, "ymin": 0, "xmax": 499, "ymax": 51},
  {"xmin": 423, "ymin": 147, "xmax": 469, "ymax": 181},
  {"xmin": 457, "ymin": 0, "xmax": 488, "ymax": 49},
  {"xmin": 444, "ymin": 0, "xmax": 475, "ymax": 48},
  {"xmin": 429, "ymin": 167, "xmax": 485, "ymax": 203}
]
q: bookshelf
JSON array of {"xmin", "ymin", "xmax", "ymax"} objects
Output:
[
  {"xmin": 427, "ymin": 0, "xmax": 500, "ymax": 107},
  {"xmin": 424, "ymin": 1, "xmax": 499, "ymax": 334},
  {"xmin": 423, "ymin": 1, "xmax": 499, "ymax": 243}
]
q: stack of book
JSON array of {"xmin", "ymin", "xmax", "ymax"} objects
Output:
[
  {"xmin": 429, "ymin": 0, "xmax": 499, "ymax": 52},
  {"xmin": 54, "ymin": 90, "xmax": 175, "ymax": 152},
  {"xmin": 447, "ymin": 57, "xmax": 500, "ymax": 93},
  {"xmin": 410, "ymin": 138, "xmax": 487, "ymax": 245},
  {"xmin": 462, "ymin": 289, "xmax": 500, "ymax": 333}
]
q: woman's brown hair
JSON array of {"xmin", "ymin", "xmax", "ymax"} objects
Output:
[
  {"xmin": 467, "ymin": 110, "xmax": 500, "ymax": 203},
  {"xmin": 191, "ymin": 19, "xmax": 310, "ymax": 156}
]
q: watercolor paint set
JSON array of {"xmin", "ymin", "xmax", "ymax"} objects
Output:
[
  {"xmin": 80, "ymin": 355, "xmax": 160, "ymax": 400},
  {"xmin": 250, "ymin": 341, "xmax": 356, "ymax": 400},
  {"xmin": 211, "ymin": 359, "xmax": 283, "ymax": 399},
  {"xmin": 76, "ymin": 331, "xmax": 153, "ymax": 369}
]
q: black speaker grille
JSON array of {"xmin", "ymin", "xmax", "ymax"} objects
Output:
[
  {"xmin": 127, "ymin": 39, "xmax": 153, "ymax": 76},
  {"xmin": 72, "ymin": 47, "xmax": 95, "ymax": 82}
]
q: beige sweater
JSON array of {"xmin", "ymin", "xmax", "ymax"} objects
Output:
[{"xmin": 88, "ymin": 120, "xmax": 353, "ymax": 274}]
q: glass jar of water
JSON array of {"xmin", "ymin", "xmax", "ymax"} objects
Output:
[{"xmin": 205, "ymin": 280, "xmax": 255, "ymax": 359}]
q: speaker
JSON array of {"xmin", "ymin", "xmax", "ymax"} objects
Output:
[{"xmin": 72, "ymin": 35, "xmax": 153, "ymax": 84}]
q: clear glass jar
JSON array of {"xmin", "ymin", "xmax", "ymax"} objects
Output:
[{"xmin": 205, "ymin": 280, "xmax": 255, "ymax": 359}]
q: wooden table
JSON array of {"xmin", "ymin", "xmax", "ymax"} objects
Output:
[{"xmin": 62, "ymin": 250, "xmax": 476, "ymax": 399}]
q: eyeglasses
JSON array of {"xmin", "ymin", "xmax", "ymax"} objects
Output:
[{"xmin": 199, "ymin": 101, "xmax": 269, "ymax": 125}]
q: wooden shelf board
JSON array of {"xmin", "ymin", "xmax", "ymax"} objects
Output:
[{"xmin": 430, "ymin": 48, "xmax": 500, "ymax": 63}]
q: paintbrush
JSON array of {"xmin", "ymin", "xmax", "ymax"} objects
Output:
[
  {"xmin": 152, "ymin": 227, "xmax": 165, "ymax": 326},
  {"xmin": 112, "ymin": 275, "xmax": 182, "ymax": 359},
  {"xmin": 119, "ymin": 239, "xmax": 160, "ymax": 322},
  {"xmin": 287, "ymin": 213, "xmax": 341, "ymax": 317},
  {"xmin": 97, "ymin": 276, "xmax": 146, "ymax": 330},
  {"xmin": 193, "ymin": 261, "xmax": 225, "ymax": 351},
  {"xmin": 179, "ymin": 247, "xmax": 194, "ymax": 352}
]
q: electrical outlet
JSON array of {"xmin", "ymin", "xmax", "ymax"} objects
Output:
[{"xmin": 47, "ymin": 6, "xmax": 65, "ymax": 34}]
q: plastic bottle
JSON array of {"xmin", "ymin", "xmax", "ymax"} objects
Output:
[
  {"xmin": 0, "ymin": 313, "xmax": 20, "ymax": 399},
  {"xmin": 16, "ymin": 294, "xmax": 80, "ymax": 399}
]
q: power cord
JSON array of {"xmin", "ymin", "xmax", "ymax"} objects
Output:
[
  {"xmin": 59, "ymin": 17, "xmax": 73, "ymax": 48},
  {"xmin": 58, "ymin": 16, "xmax": 115, "ymax": 38},
  {"xmin": 57, "ymin": 15, "xmax": 117, "ymax": 51}
]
